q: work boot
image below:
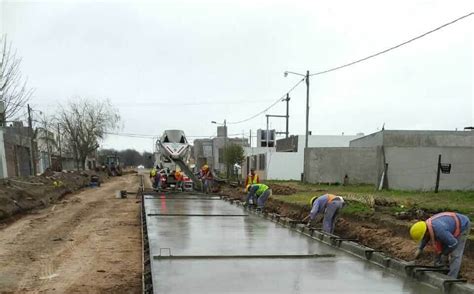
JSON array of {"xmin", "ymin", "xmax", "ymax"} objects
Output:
[{"xmin": 256, "ymin": 207, "xmax": 263, "ymax": 213}]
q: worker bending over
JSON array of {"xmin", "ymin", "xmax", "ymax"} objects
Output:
[
  {"xmin": 303, "ymin": 194, "xmax": 345, "ymax": 234},
  {"xmin": 245, "ymin": 169, "xmax": 259, "ymax": 187},
  {"xmin": 410, "ymin": 212, "xmax": 471, "ymax": 278},
  {"xmin": 245, "ymin": 183, "xmax": 272, "ymax": 211}
]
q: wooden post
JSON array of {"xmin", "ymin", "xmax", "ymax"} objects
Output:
[{"xmin": 435, "ymin": 154, "xmax": 441, "ymax": 193}]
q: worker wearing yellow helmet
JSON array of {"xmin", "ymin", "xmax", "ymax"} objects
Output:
[
  {"xmin": 410, "ymin": 212, "xmax": 470, "ymax": 278},
  {"xmin": 245, "ymin": 183, "xmax": 272, "ymax": 211},
  {"xmin": 302, "ymin": 194, "xmax": 345, "ymax": 234},
  {"xmin": 200, "ymin": 164, "xmax": 213, "ymax": 193}
]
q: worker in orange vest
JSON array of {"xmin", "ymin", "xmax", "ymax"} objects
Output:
[
  {"xmin": 302, "ymin": 194, "xmax": 345, "ymax": 233},
  {"xmin": 175, "ymin": 170, "xmax": 183, "ymax": 191},
  {"xmin": 200, "ymin": 165, "xmax": 213, "ymax": 193},
  {"xmin": 245, "ymin": 168, "xmax": 259, "ymax": 187},
  {"xmin": 410, "ymin": 212, "xmax": 471, "ymax": 278}
]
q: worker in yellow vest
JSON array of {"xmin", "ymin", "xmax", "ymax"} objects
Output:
[
  {"xmin": 410, "ymin": 212, "xmax": 471, "ymax": 278},
  {"xmin": 245, "ymin": 183, "xmax": 272, "ymax": 211},
  {"xmin": 245, "ymin": 169, "xmax": 259, "ymax": 187},
  {"xmin": 150, "ymin": 166, "xmax": 158, "ymax": 188},
  {"xmin": 302, "ymin": 194, "xmax": 345, "ymax": 233}
]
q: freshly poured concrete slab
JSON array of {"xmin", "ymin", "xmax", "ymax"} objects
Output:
[
  {"xmin": 153, "ymin": 259, "xmax": 436, "ymax": 294},
  {"xmin": 144, "ymin": 195, "xmax": 438, "ymax": 293}
]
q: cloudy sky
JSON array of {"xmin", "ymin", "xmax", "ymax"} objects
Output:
[{"xmin": 1, "ymin": 0, "xmax": 472, "ymax": 152}]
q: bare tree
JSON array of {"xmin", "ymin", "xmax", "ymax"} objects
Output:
[
  {"xmin": 58, "ymin": 98, "xmax": 120, "ymax": 170},
  {"xmin": 36, "ymin": 113, "xmax": 57, "ymax": 169},
  {"xmin": 0, "ymin": 35, "xmax": 33, "ymax": 122}
]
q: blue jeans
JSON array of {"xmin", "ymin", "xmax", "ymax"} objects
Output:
[
  {"xmin": 323, "ymin": 200, "xmax": 344, "ymax": 233},
  {"xmin": 257, "ymin": 189, "xmax": 272, "ymax": 209},
  {"xmin": 447, "ymin": 221, "xmax": 471, "ymax": 278},
  {"xmin": 202, "ymin": 179, "xmax": 212, "ymax": 193}
]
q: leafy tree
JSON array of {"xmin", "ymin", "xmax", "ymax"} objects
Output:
[{"xmin": 223, "ymin": 144, "xmax": 245, "ymax": 178}]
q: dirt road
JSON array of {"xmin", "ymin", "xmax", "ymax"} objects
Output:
[{"xmin": 0, "ymin": 173, "xmax": 142, "ymax": 293}]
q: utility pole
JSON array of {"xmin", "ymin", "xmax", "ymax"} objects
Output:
[
  {"xmin": 27, "ymin": 104, "xmax": 37, "ymax": 175},
  {"xmin": 285, "ymin": 93, "xmax": 290, "ymax": 138},
  {"xmin": 305, "ymin": 70, "xmax": 310, "ymax": 149},
  {"xmin": 266, "ymin": 115, "xmax": 269, "ymax": 148},
  {"xmin": 57, "ymin": 123, "xmax": 62, "ymax": 171},
  {"xmin": 435, "ymin": 154, "xmax": 442, "ymax": 193},
  {"xmin": 249, "ymin": 129, "xmax": 252, "ymax": 147},
  {"xmin": 224, "ymin": 119, "xmax": 228, "ymax": 178}
]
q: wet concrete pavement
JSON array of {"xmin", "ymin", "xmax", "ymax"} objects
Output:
[{"xmin": 144, "ymin": 194, "xmax": 438, "ymax": 293}]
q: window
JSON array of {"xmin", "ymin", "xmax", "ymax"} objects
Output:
[{"xmin": 252, "ymin": 155, "xmax": 257, "ymax": 170}]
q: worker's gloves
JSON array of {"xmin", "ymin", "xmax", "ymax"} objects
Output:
[{"xmin": 414, "ymin": 249, "xmax": 422, "ymax": 259}]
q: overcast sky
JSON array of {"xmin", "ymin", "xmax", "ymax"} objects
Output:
[{"xmin": 1, "ymin": 0, "xmax": 472, "ymax": 152}]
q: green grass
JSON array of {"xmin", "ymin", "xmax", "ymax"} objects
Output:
[{"xmin": 268, "ymin": 180, "xmax": 474, "ymax": 219}]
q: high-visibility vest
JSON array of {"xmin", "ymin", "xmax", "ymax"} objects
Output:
[
  {"xmin": 150, "ymin": 168, "xmax": 157, "ymax": 177},
  {"xmin": 327, "ymin": 194, "xmax": 336, "ymax": 203},
  {"xmin": 247, "ymin": 174, "xmax": 259, "ymax": 185},
  {"xmin": 426, "ymin": 212, "xmax": 461, "ymax": 254},
  {"xmin": 255, "ymin": 184, "xmax": 269, "ymax": 196}
]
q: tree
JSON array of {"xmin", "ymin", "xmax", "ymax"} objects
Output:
[
  {"xmin": 36, "ymin": 113, "xmax": 57, "ymax": 168},
  {"xmin": 142, "ymin": 151, "xmax": 154, "ymax": 168},
  {"xmin": 58, "ymin": 99, "xmax": 120, "ymax": 170},
  {"xmin": 120, "ymin": 149, "xmax": 142, "ymax": 167},
  {"xmin": 0, "ymin": 35, "xmax": 32, "ymax": 122},
  {"xmin": 223, "ymin": 144, "xmax": 245, "ymax": 178}
]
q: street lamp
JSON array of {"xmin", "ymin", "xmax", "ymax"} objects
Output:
[
  {"xmin": 211, "ymin": 119, "xmax": 228, "ymax": 177},
  {"xmin": 284, "ymin": 70, "xmax": 310, "ymax": 149}
]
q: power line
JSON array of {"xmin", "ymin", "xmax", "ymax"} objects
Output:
[
  {"xmin": 104, "ymin": 131, "xmax": 246, "ymax": 139},
  {"xmin": 227, "ymin": 78, "xmax": 305, "ymax": 125},
  {"xmin": 310, "ymin": 12, "xmax": 473, "ymax": 77}
]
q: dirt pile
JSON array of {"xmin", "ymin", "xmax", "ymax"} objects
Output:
[
  {"xmin": 0, "ymin": 170, "xmax": 108, "ymax": 221},
  {"xmin": 269, "ymin": 183, "xmax": 297, "ymax": 195}
]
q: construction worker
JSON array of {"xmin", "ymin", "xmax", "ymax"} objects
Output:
[
  {"xmin": 302, "ymin": 194, "xmax": 345, "ymax": 234},
  {"xmin": 200, "ymin": 165, "xmax": 213, "ymax": 193},
  {"xmin": 175, "ymin": 170, "xmax": 183, "ymax": 191},
  {"xmin": 245, "ymin": 168, "xmax": 259, "ymax": 187},
  {"xmin": 245, "ymin": 183, "xmax": 272, "ymax": 211},
  {"xmin": 150, "ymin": 166, "xmax": 157, "ymax": 188},
  {"xmin": 410, "ymin": 212, "xmax": 471, "ymax": 278},
  {"xmin": 150, "ymin": 166, "xmax": 157, "ymax": 178}
]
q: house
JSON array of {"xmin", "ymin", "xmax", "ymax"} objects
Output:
[
  {"xmin": 1, "ymin": 122, "xmax": 35, "ymax": 177},
  {"xmin": 193, "ymin": 126, "xmax": 249, "ymax": 175},
  {"xmin": 36, "ymin": 127, "xmax": 56, "ymax": 174},
  {"xmin": 242, "ymin": 134, "xmax": 363, "ymax": 181},
  {"xmin": 304, "ymin": 130, "xmax": 474, "ymax": 191}
]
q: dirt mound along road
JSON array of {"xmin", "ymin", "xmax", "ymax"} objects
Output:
[
  {"xmin": 0, "ymin": 170, "xmax": 108, "ymax": 222},
  {"xmin": 0, "ymin": 174, "xmax": 142, "ymax": 293}
]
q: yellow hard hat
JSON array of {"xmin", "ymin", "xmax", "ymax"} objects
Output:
[
  {"xmin": 310, "ymin": 196, "xmax": 318, "ymax": 206},
  {"xmin": 410, "ymin": 221, "xmax": 427, "ymax": 242},
  {"xmin": 203, "ymin": 165, "xmax": 209, "ymax": 170}
]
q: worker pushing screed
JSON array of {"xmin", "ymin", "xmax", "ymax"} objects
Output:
[
  {"xmin": 245, "ymin": 183, "xmax": 272, "ymax": 212},
  {"xmin": 302, "ymin": 194, "xmax": 345, "ymax": 234},
  {"xmin": 410, "ymin": 212, "xmax": 471, "ymax": 278}
]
